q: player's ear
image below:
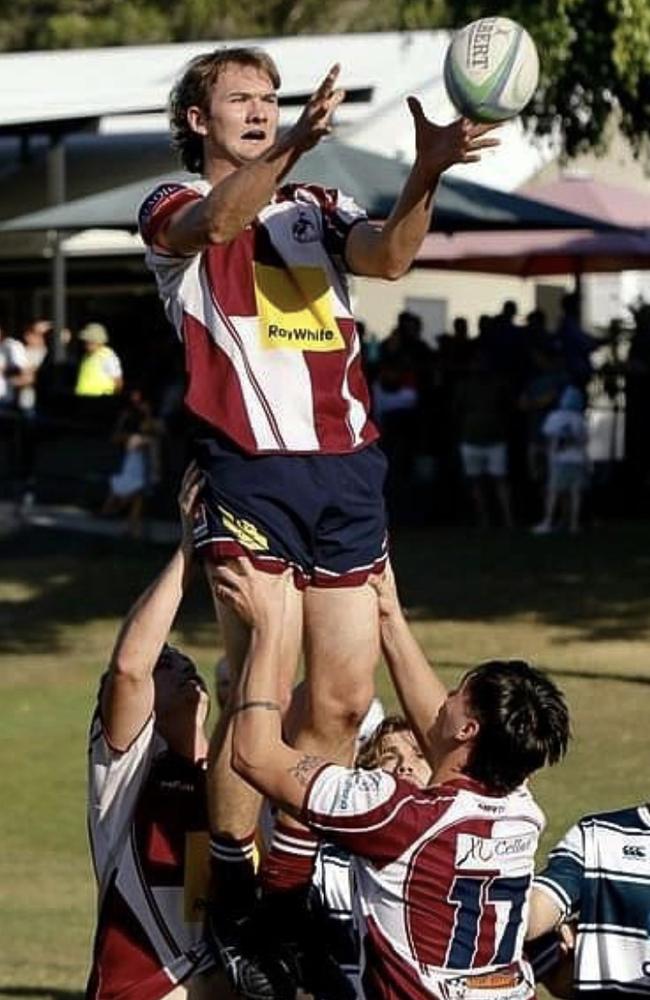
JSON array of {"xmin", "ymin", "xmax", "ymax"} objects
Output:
[
  {"xmin": 456, "ymin": 717, "xmax": 479, "ymax": 744},
  {"xmin": 187, "ymin": 105, "xmax": 209, "ymax": 137}
]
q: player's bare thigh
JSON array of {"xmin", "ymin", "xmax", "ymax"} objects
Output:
[
  {"xmin": 301, "ymin": 583, "xmax": 379, "ymax": 749},
  {"xmin": 205, "ymin": 559, "xmax": 303, "ymax": 704}
]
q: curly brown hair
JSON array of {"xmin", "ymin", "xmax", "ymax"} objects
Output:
[
  {"xmin": 169, "ymin": 47, "xmax": 281, "ymax": 173},
  {"xmin": 355, "ymin": 715, "xmax": 411, "ymax": 770}
]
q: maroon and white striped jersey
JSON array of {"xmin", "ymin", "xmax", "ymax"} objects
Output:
[
  {"xmin": 303, "ymin": 766, "xmax": 544, "ymax": 1000},
  {"xmin": 86, "ymin": 710, "xmax": 214, "ymax": 1000},
  {"xmin": 138, "ymin": 180, "xmax": 378, "ymax": 456}
]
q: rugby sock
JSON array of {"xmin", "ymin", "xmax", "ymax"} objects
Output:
[
  {"xmin": 260, "ymin": 820, "xmax": 319, "ymax": 894},
  {"xmin": 209, "ymin": 832, "xmax": 257, "ymax": 921}
]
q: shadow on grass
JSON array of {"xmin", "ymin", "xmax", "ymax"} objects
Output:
[
  {"xmin": 392, "ymin": 522, "xmax": 650, "ymax": 645},
  {"xmin": 2, "ymin": 520, "xmax": 650, "ymax": 654},
  {"xmin": 438, "ymin": 660, "xmax": 650, "ymax": 687},
  {"xmin": 0, "ymin": 527, "xmax": 215, "ymax": 655},
  {"xmin": 0, "ymin": 990, "xmax": 84, "ymax": 999}
]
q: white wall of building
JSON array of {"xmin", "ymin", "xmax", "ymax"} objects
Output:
[{"xmin": 352, "ymin": 269, "xmax": 538, "ymax": 341}]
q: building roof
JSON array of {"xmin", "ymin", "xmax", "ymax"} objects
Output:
[
  {"xmin": 0, "ymin": 139, "xmax": 607, "ymax": 239},
  {"xmin": 0, "ymin": 31, "xmax": 552, "ymax": 190}
]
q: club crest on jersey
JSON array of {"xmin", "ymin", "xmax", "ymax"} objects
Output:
[
  {"xmin": 456, "ymin": 832, "xmax": 536, "ymax": 871},
  {"xmin": 292, "ymin": 211, "xmax": 318, "ymax": 243},
  {"xmin": 254, "ymin": 263, "xmax": 345, "ymax": 353}
]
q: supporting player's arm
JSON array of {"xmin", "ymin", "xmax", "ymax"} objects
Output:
[
  {"xmin": 369, "ymin": 562, "xmax": 447, "ymax": 758},
  {"xmin": 100, "ymin": 462, "xmax": 202, "ymax": 750},
  {"xmin": 160, "ymin": 66, "xmax": 345, "ymax": 255},
  {"xmin": 526, "ymin": 887, "xmax": 565, "ymax": 940},
  {"xmin": 346, "ymin": 104, "xmax": 499, "ymax": 280},
  {"xmin": 212, "ymin": 560, "xmax": 328, "ymax": 814}
]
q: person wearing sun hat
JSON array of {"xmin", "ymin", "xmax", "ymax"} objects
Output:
[{"xmin": 75, "ymin": 322, "xmax": 123, "ymax": 397}]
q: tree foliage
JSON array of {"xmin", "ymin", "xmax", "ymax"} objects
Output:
[
  {"xmin": 1, "ymin": 1, "xmax": 648, "ymax": 159},
  {"xmin": 444, "ymin": 0, "xmax": 650, "ymax": 160}
]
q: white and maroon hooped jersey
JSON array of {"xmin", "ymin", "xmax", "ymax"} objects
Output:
[
  {"xmin": 87, "ymin": 710, "xmax": 214, "ymax": 1000},
  {"xmin": 303, "ymin": 767, "xmax": 544, "ymax": 1000},
  {"xmin": 138, "ymin": 179, "xmax": 378, "ymax": 456}
]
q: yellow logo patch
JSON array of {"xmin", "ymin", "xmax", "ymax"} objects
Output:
[
  {"xmin": 254, "ymin": 263, "xmax": 344, "ymax": 352},
  {"xmin": 184, "ymin": 831, "xmax": 210, "ymax": 922},
  {"xmin": 219, "ymin": 505, "xmax": 269, "ymax": 552}
]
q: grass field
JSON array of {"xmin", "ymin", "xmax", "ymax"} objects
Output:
[{"xmin": 1, "ymin": 521, "xmax": 650, "ymax": 999}]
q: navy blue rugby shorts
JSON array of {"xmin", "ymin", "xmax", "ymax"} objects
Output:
[{"xmin": 191, "ymin": 433, "xmax": 388, "ymax": 588}]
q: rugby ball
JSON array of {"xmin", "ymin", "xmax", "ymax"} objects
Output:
[{"xmin": 444, "ymin": 17, "xmax": 539, "ymax": 123}]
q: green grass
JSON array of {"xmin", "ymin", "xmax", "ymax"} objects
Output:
[{"xmin": 1, "ymin": 522, "xmax": 649, "ymax": 997}]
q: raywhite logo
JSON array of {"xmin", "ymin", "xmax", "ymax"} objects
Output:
[{"xmin": 456, "ymin": 833, "xmax": 536, "ymax": 871}]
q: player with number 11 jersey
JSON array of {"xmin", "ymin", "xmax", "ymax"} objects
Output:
[{"xmin": 304, "ymin": 765, "xmax": 542, "ymax": 999}]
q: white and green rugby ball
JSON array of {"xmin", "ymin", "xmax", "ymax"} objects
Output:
[{"xmin": 444, "ymin": 16, "xmax": 539, "ymax": 123}]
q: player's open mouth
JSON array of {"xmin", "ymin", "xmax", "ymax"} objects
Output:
[{"xmin": 241, "ymin": 129, "xmax": 267, "ymax": 141}]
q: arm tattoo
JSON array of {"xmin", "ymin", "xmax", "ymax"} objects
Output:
[{"xmin": 287, "ymin": 754, "xmax": 327, "ymax": 787}]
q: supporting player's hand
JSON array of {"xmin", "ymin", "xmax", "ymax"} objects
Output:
[
  {"xmin": 210, "ymin": 557, "xmax": 292, "ymax": 629},
  {"xmin": 368, "ymin": 560, "xmax": 403, "ymax": 624},
  {"xmin": 178, "ymin": 460, "xmax": 202, "ymax": 555},
  {"xmin": 407, "ymin": 97, "xmax": 501, "ymax": 178},
  {"xmin": 287, "ymin": 64, "xmax": 346, "ymax": 153}
]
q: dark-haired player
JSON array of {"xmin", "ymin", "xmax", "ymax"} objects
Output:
[
  {"xmin": 86, "ymin": 463, "xmax": 234, "ymax": 1000},
  {"xmin": 214, "ymin": 558, "xmax": 570, "ymax": 999},
  {"xmin": 137, "ymin": 44, "xmax": 500, "ymax": 988}
]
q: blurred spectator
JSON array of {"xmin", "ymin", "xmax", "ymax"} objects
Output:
[
  {"xmin": 519, "ymin": 343, "xmax": 568, "ymax": 486},
  {"xmin": 75, "ymin": 323, "xmax": 123, "ymax": 397},
  {"xmin": 0, "ymin": 324, "xmax": 27, "ymax": 411},
  {"xmin": 100, "ymin": 387, "xmax": 161, "ymax": 537},
  {"xmin": 11, "ymin": 320, "xmax": 51, "ymax": 508},
  {"xmin": 15, "ymin": 320, "xmax": 50, "ymax": 416},
  {"xmin": 482, "ymin": 299, "xmax": 526, "ymax": 384},
  {"xmin": 625, "ymin": 302, "xmax": 650, "ymax": 491},
  {"xmin": 533, "ymin": 386, "xmax": 589, "ymax": 535},
  {"xmin": 357, "ymin": 319, "xmax": 381, "ymax": 379},
  {"xmin": 555, "ymin": 292, "xmax": 599, "ymax": 388},
  {"xmin": 455, "ymin": 347, "xmax": 514, "ymax": 528},
  {"xmin": 376, "ymin": 311, "xmax": 434, "ymax": 521},
  {"xmin": 449, "ymin": 315, "xmax": 472, "ymax": 366}
]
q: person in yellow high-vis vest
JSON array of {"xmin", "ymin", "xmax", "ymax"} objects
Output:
[{"xmin": 75, "ymin": 323, "xmax": 123, "ymax": 397}]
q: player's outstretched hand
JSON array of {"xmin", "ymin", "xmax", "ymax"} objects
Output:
[
  {"xmin": 407, "ymin": 97, "xmax": 501, "ymax": 177},
  {"xmin": 288, "ymin": 64, "xmax": 346, "ymax": 153},
  {"xmin": 210, "ymin": 557, "xmax": 292, "ymax": 629},
  {"xmin": 178, "ymin": 460, "xmax": 202, "ymax": 554}
]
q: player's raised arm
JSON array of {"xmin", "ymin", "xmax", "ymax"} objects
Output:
[
  {"xmin": 346, "ymin": 107, "xmax": 499, "ymax": 280},
  {"xmin": 369, "ymin": 563, "xmax": 447, "ymax": 758},
  {"xmin": 157, "ymin": 63, "xmax": 345, "ymax": 256},
  {"xmin": 100, "ymin": 462, "xmax": 202, "ymax": 750},
  {"xmin": 211, "ymin": 560, "xmax": 329, "ymax": 813}
]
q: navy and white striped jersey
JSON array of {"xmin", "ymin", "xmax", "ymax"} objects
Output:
[{"xmin": 534, "ymin": 805, "xmax": 650, "ymax": 996}]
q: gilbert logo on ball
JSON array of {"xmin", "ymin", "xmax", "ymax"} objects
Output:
[{"xmin": 444, "ymin": 17, "xmax": 539, "ymax": 123}]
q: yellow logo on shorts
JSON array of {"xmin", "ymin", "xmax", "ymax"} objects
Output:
[
  {"xmin": 219, "ymin": 505, "xmax": 269, "ymax": 552},
  {"xmin": 254, "ymin": 263, "xmax": 344, "ymax": 352},
  {"xmin": 184, "ymin": 831, "xmax": 210, "ymax": 922}
]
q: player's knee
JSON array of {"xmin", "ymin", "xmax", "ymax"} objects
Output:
[{"xmin": 314, "ymin": 682, "xmax": 376, "ymax": 737}]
